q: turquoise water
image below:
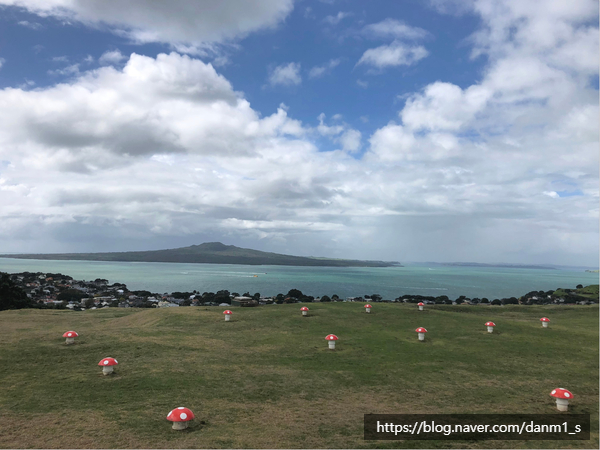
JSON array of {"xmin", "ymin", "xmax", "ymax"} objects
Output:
[{"xmin": 0, "ymin": 258, "xmax": 597, "ymax": 300}]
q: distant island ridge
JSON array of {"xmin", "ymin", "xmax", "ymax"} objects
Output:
[{"xmin": 0, "ymin": 242, "xmax": 401, "ymax": 268}]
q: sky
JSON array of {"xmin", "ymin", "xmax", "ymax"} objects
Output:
[{"xmin": 0, "ymin": 0, "xmax": 598, "ymax": 266}]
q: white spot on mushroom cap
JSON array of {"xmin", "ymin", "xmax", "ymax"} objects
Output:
[
  {"xmin": 180, "ymin": 413, "xmax": 187, "ymax": 420},
  {"xmin": 67, "ymin": 333, "xmax": 72, "ymax": 337},
  {"xmin": 551, "ymin": 390, "xmax": 556, "ymax": 394},
  {"xmin": 104, "ymin": 360, "xmax": 109, "ymax": 365},
  {"xmin": 178, "ymin": 407, "xmax": 185, "ymax": 409},
  {"xmin": 564, "ymin": 392, "xmax": 570, "ymax": 398}
]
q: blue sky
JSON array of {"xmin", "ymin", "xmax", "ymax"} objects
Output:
[{"xmin": 0, "ymin": 0, "xmax": 598, "ymax": 266}]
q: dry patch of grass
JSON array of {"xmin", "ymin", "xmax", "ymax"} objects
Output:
[{"xmin": 0, "ymin": 411, "xmax": 138, "ymax": 449}]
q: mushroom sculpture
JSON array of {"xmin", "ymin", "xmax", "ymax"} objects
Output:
[
  {"xmin": 485, "ymin": 321, "xmax": 495, "ymax": 333},
  {"xmin": 550, "ymin": 388, "xmax": 573, "ymax": 411},
  {"xmin": 223, "ymin": 310, "xmax": 232, "ymax": 321},
  {"xmin": 63, "ymin": 331, "xmax": 78, "ymax": 345},
  {"xmin": 325, "ymin": 334, "xmax": 338, "ymax": 349},
  {"xmin": 418, "ymin": 302, "xmax": 424, "ymax": 311},
  {"xmin": 98, "ymin": 357, "xmax": 118, "ymax": 375},
  {"xmin": 167, "ymin": 407, "xmax": 195, "ymax": 430},
  {"xmin": 364, "ymin": 304, "xmax": 372, "ymax": 313},
  {"xmin": 300, "ymin": 306, "xmax": 309, "ymax": 316},
  {"xmin": 540, "ymin": 317, "xmax": 550, "ymax": 328},
  {"xmin": 415, "ymin": 327, "xmax": 427, "ymax": 341}
]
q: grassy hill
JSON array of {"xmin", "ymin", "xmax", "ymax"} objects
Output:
[
  {"xmin": 0, "ymin": 242, "xmax": 399, "ymax": 267},
  {"xmin": 554, "ymin": 284, "xmax": 599, "ymax": 300},
  {"xmin": 0, "ymin": 303, "xmax": 597, "ymax": 449}
]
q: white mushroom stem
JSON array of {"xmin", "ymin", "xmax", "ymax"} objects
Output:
[
  {"xmin": 172, "ymin": 422, "xmax": 188, "ymax": 430},
  {"xmin": 487, "ymin": 326, "xmax": 494, "ymax": 333},
  {"xmin": 225, "ymin": 314, "xmax": 231, "ymax": 321},
  {"xmin": 302, "ymin": 311, "xmax": 308, "ymax": 316},
  {"xmin": 418, "ymin": 332, "xmax": 425, "ymax": 341},
  {"xmin": 556, "ymin": 398, "xmax": 569, "ymax": 411},
  {"xmin": 542, "ymin": 322, "xmax": 549, "ymax": 328},
  {"xmin": 365, "ymin": 307, "xmax": 371, "ymax": 313},
  {"xmin": 102, "ymin": 366, "xmax": 114, "ymax": 375},
  {"xmin": 418, "ymin": 305, "xmax": 423, "ymax": 311},
  {"xmin": 328, "ymin": 340, "xmax": 336, "ymax": 349},
  {"xmin": 65, "ymin": 337, "xmax": 74, "ymax": 345}
]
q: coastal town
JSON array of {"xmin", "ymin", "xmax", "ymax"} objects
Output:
[{"xmin": 3, "ymin": 271, "xmax": 598, "ymax": 311}]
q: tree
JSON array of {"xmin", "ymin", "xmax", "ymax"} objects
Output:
[
  {"xmin": 576, "ymin": 284, "xmax": 583, "ymax": 289},
  {"xmin": 321, "ymin": 295, "xmax": 331, "ymax": 302},
  {"xmin": 491, "ymin": 299, "xmax": 502, "ymax": 305},
  {"xmin": 287, "ymin": 289, "xmax": 303, "ymax": 299},
  {"xmin": 502, "ymin": 297, "xmax": 519, "ymax": 305},
  {"xmin": 480, "ymin": 298, "xmax": 489, "ymax": 304},
  {"xmin": 0, "ymin": 272, "xmax": 34, "ymax": 311},
  {"xmin": 331, "ymin": 294, "xmax": 339, "ymax": 301},
  {"xmin": 214, "ymin": 290, "xmax": 231, "ymax": 304},
  {"xmin": 57, "ymin": 289, "xmax": 87, "ymax": 302}
]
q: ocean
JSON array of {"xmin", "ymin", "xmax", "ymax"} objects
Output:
[{"xmin": 0, "ymin": 258, "xmax": 597, "ymax": 300}]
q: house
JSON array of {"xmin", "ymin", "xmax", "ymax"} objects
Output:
[{"xmin": 231, "ymin": 296, "xmax": 257, "ymax": 307}]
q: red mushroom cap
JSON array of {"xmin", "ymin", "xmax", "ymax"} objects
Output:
[
  {"xmin": 166, "ymin": 407, "xmax": 195, "ymax": 422},
  {"xmin": 325, "ymin": 334, "xmax": 338, "ymax": 341},
  {"xmin": 300, "ymin": 306, "xmax": 309, "ymax": 311},
  {"xmin": 550, "ymin": 388, "xmax": 573, "ymax": 400},
  {"xmin": 415, "ymin": 327, "xmax": 427, "ymax": 333},
  {"xmin": 223, "ymin": 310, "xmax": 232, "ymax": 315},
  {"xmin": 98, "ymin": 357, "xmax": 118, "ymax": 366},
  {"xmin": 540, "ymin": 317, "xmax": 550, "ymax": 322},
  {"xmin": 418, "ymin": 302, "xmax": 424, "ymax": 306},
  {"xmin": 485, "ymin": 321, "xmax": 495, "ymax": 327},
  {"xmin": 62, "ymin": 331, "xmax": 78, "ymax": 338},
  {"xmin": 364, "ymin": 304, "xmax": 372, "ymax": 308}
]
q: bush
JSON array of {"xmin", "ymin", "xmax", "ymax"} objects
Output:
[{"xmin": 0, "ymin": 272, "xmax": 34, "ymax": 311}]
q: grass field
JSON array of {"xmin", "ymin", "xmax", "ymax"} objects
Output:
[{"xmin": 0, "ymin": 303, "xmax": 598, "ymax": 449}]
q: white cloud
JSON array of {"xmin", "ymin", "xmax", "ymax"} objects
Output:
[
  {"xmin": 401, "ymin": 82, "xmax": 493, "ymax": 131},
  {"xmin": 99, "ymin": 49, "xmax": 125, "ymax": 65},
  {"xmin": 316, "ymin": 113, "xmax": 361, "ymax": 153},
  {"xmin": 17, "ymin": 20, "xmax": 42, "ymax": 29},
  {"xmin": 308, "ymin": 58, "xmax": 341, "ymax": 78},
  {"xmin": 0, "ymin": 58, "xmax": 5, "ymax": 70},
  {"xmin": 339, "ymin": 129, "xmax": 362, "ymax": 153},
  {"xmin": 357, "ymin": 41, "xmax": 429, "ymax": 69},
  {"xmin": 0, "ymin": 0, "xmax": 294, "ymax": 51},
  {"xmin": 363, "ymin": 18, "xmax": 429, "ymax": 40},
  {"xmin": 323, "ymin": 11, "xmax": 352, "ymax": 25},
  {"xmin": 268, "ymin": 62, "xmax": 302, "ymax": 86},
  {"xmin": 0, "ymin": 0, "xmax": 596, "ymax": 266}
]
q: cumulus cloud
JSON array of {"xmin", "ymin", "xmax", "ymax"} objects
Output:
[
  {"xmin": 0, "ymin": 57, "xmax": 5, "ymax": 70},
  {"xmin": 0, "ymin": 0, "xmax": 294, "ymax": 52},
  {"xmin": 323, "ymin": 11, "xmax": 352, "ymax": 25},
  {"xmin": 308, "ymin": 58, "xmax": 341, "ymax": 78},
  {"xmin": 0, "ymin": 0, "xmax": 597, "ymax": 266},
  {"xmin": 98, "ymin": 49, "xmax": 125, "ymax": 65},
  {"xmin": 357, "ymin": 41, "xmax": 429, "ymax": 69},
  {"xmin": 268, "ymin": 62, "xmax": 302, "ymax": 86}
]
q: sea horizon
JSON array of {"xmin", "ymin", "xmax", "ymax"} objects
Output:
[{"xmin": 1, "ymin": 257, "xmax": 597, "ymax": 301}]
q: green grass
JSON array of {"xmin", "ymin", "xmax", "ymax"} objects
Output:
[
  {"xmin": 554, "ymin": 284, "xmax": 599, "ymax": 300},
  {"xmin": 0, "ymin": 303, "xmax": 597, "ymax": 448}
]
